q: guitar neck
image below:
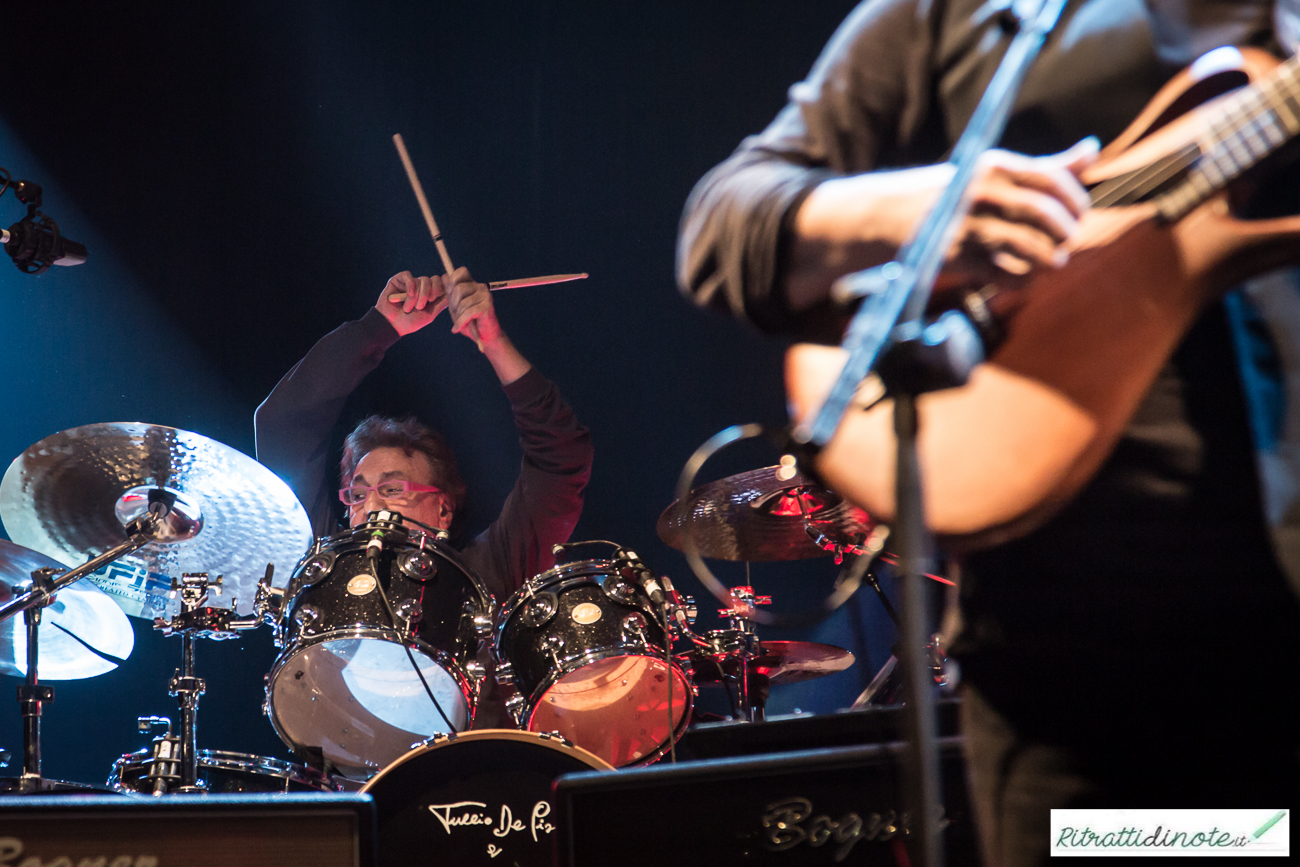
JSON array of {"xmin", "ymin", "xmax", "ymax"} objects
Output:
[{"xmin": 1156, "ymin": 51, "xmax": 1300, "ymax": 220}]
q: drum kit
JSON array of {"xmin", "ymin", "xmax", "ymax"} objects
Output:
[{"xmin": 0, "ymin": 422, "xmax": 879, "ymax": 861}]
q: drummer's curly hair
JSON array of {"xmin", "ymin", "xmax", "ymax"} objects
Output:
[{"xmin": 341, "ymin": 415, "xmax": 469, "ymax": 532}]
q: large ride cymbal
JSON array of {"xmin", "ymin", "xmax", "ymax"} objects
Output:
[
  {"xmin": 657, "ymin": 466, "xmax": 874, "ymax": 561},
  {"xmin": 0, "ymin": 423, "xmax": 313, "ymax": 619},
  {"xmin": 690, "ymin": 640, "xmax": 855, "ymax": 686},
  {"xmin": 0, "ymin": 540, "xmax": 134, "ymax": 680}
]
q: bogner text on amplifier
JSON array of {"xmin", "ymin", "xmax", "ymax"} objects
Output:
[{"xmin": 0, "ymin": 793, "xmax": 375, "ymax": 867}]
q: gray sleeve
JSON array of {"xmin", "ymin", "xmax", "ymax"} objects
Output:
[{"xmin": 676, "ymin": 0, "xmax": 937, "ymax": 334}]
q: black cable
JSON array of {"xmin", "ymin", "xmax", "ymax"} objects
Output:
[
  {"xmin": 662, "ymin": 599, "xmax": 677, "ymax": 763},
  {"xmin": 368, "ymin": 556, "xmax": 457, "ymax": 733}
]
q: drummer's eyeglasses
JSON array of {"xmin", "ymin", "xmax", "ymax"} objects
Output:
[{"xmin": 339, "ymin": 480, "xmax": 443, "ymax": 507}]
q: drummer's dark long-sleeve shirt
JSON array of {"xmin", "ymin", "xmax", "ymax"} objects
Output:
[{"xmin": 254, "ymin": 307, "xmax": 592, "ymax": 609}]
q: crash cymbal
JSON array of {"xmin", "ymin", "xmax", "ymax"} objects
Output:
[
  {"xmin": 690, "ymin": 639, "xmax": 854, "ymax": 686},
  {"xmin": 657, "ymin": 466, "xmax": 873, "ymax": 561},
  {"xmin": 0, "ymin": 539, "xmax": 133, "ymax": 680},
  {"xmin": 0, "ymin": 423, "xmax": 313, "ymax": 619}
]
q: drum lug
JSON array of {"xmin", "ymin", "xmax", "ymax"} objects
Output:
[
  {"xmin": 621, "ymin": 612, "xmax": 649, "ymax": 647},
  {"xmin": 520, "ymin": 592, "xmax": 558, "ymax": 629},
  {"xmin": 299, "ymin": 551, "xmax": 336, "ymax": 586},
  {"xmin": 495, "ymin": 661, "xmax": 515, "ymax": 685},
  {"xmin": 681, "ymin": 594, "xmax": 698, "ymax": 624},
  {"xmin": 293, "ymin": 604, "xmax": 320, "ymax": 635},
  {"xmin": 542, "ymin": 633, "xmax": 566, "ymax": 668},
  {"xmin": 537, "ymin": 730, "xmax": 573, "ymax": 748},
  {"xmin": 472, "ymin": 613, "xmax": 493, "ymax": 637},
  {"xmin": 397, "ymin": 549, "xmax": 438, "ymax": 581},
  {"xmin": 601, "ymin": 575, "xmax": 638, "ymax": 605},
  {"xmin": 504, "ymin": 694, "xmax": 525, "ymax": 726},
  {"xmin": 395, "ymin": 597, "xmax": 423, "ymax": 629},
  {"xmin": 464, "ymin": 660, "xmax": 486, "ymax": 682}
]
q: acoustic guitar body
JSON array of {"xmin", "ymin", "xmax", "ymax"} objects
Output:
[{"xmin": 786, "ymin": 47, "xmax": 1300, "ymax": 549}]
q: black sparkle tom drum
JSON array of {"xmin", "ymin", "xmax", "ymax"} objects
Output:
[
  {"xmin": 266, "ymin": 517, "xmax": 495, "ymax": 779},
  {"xmin": 494, "ymin": 558, "xmax": 692, "ymax": 767}
]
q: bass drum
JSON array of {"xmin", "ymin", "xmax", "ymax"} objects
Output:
[
  {"xmin": 107, "ymin": 749, "xmax": 340, "ymax": 794},
  {"xmin": 361, "ymin": 730, "xmax": 611, "ymax": 867},
  {"xmin": 494, "ymin": 559, "xmax": 692, "ymax": 767},
  {"xmin": 266, "ymin": 519, "xmax": 495, "ymax": 780}
]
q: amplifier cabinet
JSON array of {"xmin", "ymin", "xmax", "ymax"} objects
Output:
[
  {"xmin": 556, "ymin": 738, "xmax": 977, "ymax": 866},
  {"xmin": 0, "ymin": 793, "xmax": 375, "ymax": 867}
]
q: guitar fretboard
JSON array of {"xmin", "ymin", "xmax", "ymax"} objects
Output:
[{"xmin": 1157, "ymin": 52, "xmax": 1300, "ymax": 220}]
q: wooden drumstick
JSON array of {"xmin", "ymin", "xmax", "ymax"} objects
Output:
[
  {"xmin": 392, "ymin": 133, "xmax": 483, "ymax": 351},
  {"xmin": 387, "ymin": 272, "xmax": 588, "ymax": 303}
]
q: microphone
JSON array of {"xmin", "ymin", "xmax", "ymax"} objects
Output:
[
  {"xmin": 619, "ymin": 549, "xmax": 666, "ymax": 606},
  {"xmin": 0, "ymin": 174, "xmax": 87, "ymax": 274},
  {"xmin": 2, "ymin": 217, "xmax": 87, "ymax": 273},
  {"xmin": 659, "ymin": 575, "xmax": 691, "ymax": 630},
  {"xmin": 366, "ymin": 509, "xmax": 399, "ymax": 563}
]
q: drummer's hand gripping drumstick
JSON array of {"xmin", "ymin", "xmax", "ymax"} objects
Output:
[
  {"xmin": 387, "ymin": 272, "xmax": 589, "ymax": 302},
  {"xmin": 392, "ymin": 133, "xmax": 484, "ymax": 352}
]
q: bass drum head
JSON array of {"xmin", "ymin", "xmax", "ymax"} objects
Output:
[
  {"xmin": 360, "ymin": 729, "xmax": 612, "ymax": 867},
  {"xmin": 269, "ymin": 637, "xmax": 470, "ymax": 780}
]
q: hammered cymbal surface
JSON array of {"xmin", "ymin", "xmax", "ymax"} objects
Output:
[
  {"xmin": 657, "ymin": 466, "xmax": 874, "ymax": 561},
  {"xmin": 0, "ymin": 539, "xmax": 134, "ymax": 679},
  {"xmin": 0, "ymin": 423, "xmax": 312, "ymax": 619}
]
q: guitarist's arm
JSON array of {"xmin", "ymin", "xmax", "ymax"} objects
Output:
[{"xmin": 783, "ymin": 147, "xmax": 1096, "ymax": 313}]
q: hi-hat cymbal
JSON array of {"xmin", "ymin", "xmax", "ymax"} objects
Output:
[
  {"xmin": 690, "ymin": 640, "xmax": 854, "ymax": 686},
  {"xmin": 0, "ymin": 539, "xmax": 134, "ymax": 680},
  {"xmin": 0, "ymin": 423, "xmax": 313, "ymax": 619},
  {"xmin": 657, "ymin": 466, "xmax": 873, "ymax": 561}
]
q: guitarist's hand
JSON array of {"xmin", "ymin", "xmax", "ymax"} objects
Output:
[
  {"xmin": 955, "ymin": 138, "xmax": 1097, "ymax": 281},
  {"xmin": 785, "ymin": 137, "xmax": 1098, "ymax": 311}
]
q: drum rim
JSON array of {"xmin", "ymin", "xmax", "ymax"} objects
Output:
[
  {"xmin": 107, "ymin": 748, "xmax": 339, "ymax": 793},
  {"xmin": 265, "ymin": 630, "xmax": 479, "ymax": 763},
  {"xmin": 286, "ymin": 522, "xmax": 497, "ymax": 623},
  {"xmin": 497, "ymin": 559, "xmax": 617, "ymax": 622},
  {"xmin": 494, "ymin": 562, "xmax": 644, "ymax": 659},
  {"xmin": 296, "ymin": 523, "xmax": 482, "ymax": 584},
  {"xmin": 196, "ymin": 749, "xmax": 335, "ymax": 785},
  {"xmin": 358, "ymin": 728, "xmax": 614, "ymax": 794}
]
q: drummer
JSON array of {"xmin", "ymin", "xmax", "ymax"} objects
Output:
[{"xmin": 255, "ymin": 266, "xmax": 592, "ymax": 725}]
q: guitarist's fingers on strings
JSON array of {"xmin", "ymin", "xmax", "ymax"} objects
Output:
[{"xmin": 953, "ymin": 137, "xmax": 1099, "ymax": 278}]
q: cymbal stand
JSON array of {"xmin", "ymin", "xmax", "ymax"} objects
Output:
[
  {"xmin": 710, "ymin": 586, "xmax": 771, "ymax": 723},
  {"xmin": 0, "ymin": 513, "xmax": 161, "ymax": 792},
  {"xmin": 152, "ymin": 572, "xmax": 264, "ymax": 793}
]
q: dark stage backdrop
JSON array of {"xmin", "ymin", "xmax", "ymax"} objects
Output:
[{"xmin": 0, "ymin": 0, "xmax": 900, "ymax": 785}]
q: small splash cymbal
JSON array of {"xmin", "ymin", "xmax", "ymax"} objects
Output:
[
  {"xmin": 657, "ymin": 466, "xmax": 873, "ymax": 561},
  {"xmin": 0, "ymin": 423, "xmax": 313, "ymax": 619},
  {"xmin": 690, "ymin": 639, "xmax": 854, "ymax": 686},
  {"xmin": 0, "ymin": 539, "xmax": 134, "ymax": 680}
]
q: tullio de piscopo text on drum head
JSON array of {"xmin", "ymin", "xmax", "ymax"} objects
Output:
[{"xmin": 361, "ymin": 730, "xmax": 612, "ymax": 867}]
